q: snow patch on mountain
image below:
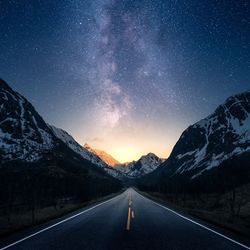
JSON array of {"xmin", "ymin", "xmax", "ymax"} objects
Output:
[
  {"xmin": 116, "ymin": 153, "xmax": 164, "ymax": 178},
  {"xmin": 49, "ymin": 125, "xmax": 122, "ymax": 179},
  {"xmin": 0, "ymin": 80, "xmax": 54, "ymax": 162},
  {"xmin": 168, "ymin": 90, "xmax": 250, "ymax": 179},
  {"xmin": 84, "ymin": 144, "xmax": 121, "ymax": 166}
]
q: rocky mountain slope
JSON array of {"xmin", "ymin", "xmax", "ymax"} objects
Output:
[
  {"xmin": 0, "ymin": 78, "xmax": 164, "ymax": 181},
  {"xmin": 139, "ymin": 90, "xmax": 250, "ymax": 191},
  {"xmin": 84, "ymin": 143, "xmax": 121, "ymax": 166},
  {"xmin": 83, "ymin": 144, "xmax": 164, "ymax": 179},
  {"xmin": 0, "ymin": 78, "xmax": 123, "ymax": 179},
  {"xmin": 0, "ymin": 79, "xmax": 54, "ymax": 163},
  {"xmin": 165, "ymin": 90, "xmax": 250, "ymax": 179},
  {"xmin": 116, "ymin": 153, "xmax": 164, "ymax": 178},
  {"xmin": 0, "ymin": 78, "xmax": 122, "ymax": 211},
  {"xmin": 49, "ymin": 126, "xmax": 122, "ymax": 179}
]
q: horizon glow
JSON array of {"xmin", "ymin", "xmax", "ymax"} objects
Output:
[{"xmin": 0, "ymin": 1, "xmax": 249, "ymax": 162}]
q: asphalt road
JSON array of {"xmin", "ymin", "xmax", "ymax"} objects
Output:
[{"xmin": 0, "ymin": 188, "xmax": 249, "ymax": 250}]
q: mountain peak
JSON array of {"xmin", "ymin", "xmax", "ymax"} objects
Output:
[
  {"xmin": 0, "ymin": 79, "xmax": 20, "ymax": 97},
  {"xmin": 116, "ymin": 152, "xmax": 164, "ymax": 178},
  {"xmin": 214, "ymin": 90, "xmax": 250, "ymax": 122},
  {"xmin": 0, "ymin": 79, "xmax": 54, "ymax": 162},
  {"xmin": 84, "ymin": 143, "xmax": 91, "ymax": 150},
  {"xmin": 143, "ymin": 152, "xmax": 158, "ymax": 158},
  {"xmin": 84, "ymin": 144, "xmax": 121, "ymax": 167},
  {"xmin": 165, "ymin": 89, "xmax": 250, "ymax": 179},
  {"xmin": 139, "ymin": 152, "xmax": 163, "ymax": 165},
  {"xmin": 0, "ymin": 78, "xmax": 11, "ymax": 90}
]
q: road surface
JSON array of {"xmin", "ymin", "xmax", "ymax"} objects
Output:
[{"xmin": 0, "ymin": 188, "xmax": 249, "ymax": 250}]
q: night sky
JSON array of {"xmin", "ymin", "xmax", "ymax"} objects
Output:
[{"xmin": 0, "ymin": 0, "xmax": 249, "ymax": 162}]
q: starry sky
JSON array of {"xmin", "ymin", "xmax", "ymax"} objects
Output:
[{"xmin": 0, "ymin": 0, "xmax": 249, "ymax": 162}]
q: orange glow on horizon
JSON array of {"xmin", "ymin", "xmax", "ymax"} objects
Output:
[
  {"xmin": 72, "ymin": 121, "xmax": 179, "ymax": 164},
  {"xmin": 109, "ymin": 147, "xmax": 144, "ymax": 163}
]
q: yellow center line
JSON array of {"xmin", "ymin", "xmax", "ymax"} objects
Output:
[
  {"xmin": 126, "ymin": 207, "xmax": 131, "ymax": 231},
  {"xmin": 131, "ymin": 210, "xmax": 135, "ymax": 219}
]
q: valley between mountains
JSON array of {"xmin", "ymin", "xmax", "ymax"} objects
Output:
[{"xmin": 0, "ymin": 79, "xmax": 250, "ymax": 247}]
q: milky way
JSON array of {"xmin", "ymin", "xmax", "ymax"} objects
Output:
[
  {"xmin": 0, "ymin": 0, "xmax": 249, "ymax": 161},
  {"xmin": 84, "ymin": 0, "xmax": 174, "ymax": 130}
]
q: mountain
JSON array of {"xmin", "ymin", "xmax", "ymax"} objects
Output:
[
  {"xmin": 84, "ymin": 144, "xmax": 121, "ymax": 166},
  {"xmin": 0, "ymin": 79, "xmax": 121, "ymax": 207},
  {"xmin": 49, "ymin": 127, "xmax": 123, "ymax": 179},
  {"xmin": 0, "ymin": 78, "xmax": 122, "ymax": 179},
  {"xmin": 0, "ymin": 79, "xmax": 54, "ymax": 163},
  {"xmin": 116, "ymin": 153, "xmax": 164, "ymax": 178},
  {"xmin": 166, "ymin": 90, "xmax": 250, "ymax": 178},
  {"xmin": 139, "ymin": 90, "xmax": 250, "ymax": 191},
  {"xmin": 83, "ymin": 144, "xmax": 163, "ymax": 179}
]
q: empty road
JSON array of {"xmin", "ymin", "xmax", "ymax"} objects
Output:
[{"xmin": 0, "ymin": 188, "xmax": 249, "ymax": 250}]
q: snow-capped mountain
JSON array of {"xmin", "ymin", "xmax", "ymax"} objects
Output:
[
  {"xmin": 49, "ymin": 126, "xmax": 122, "ymax": 179},
  {"xmin": 0, "ymin": 79, "xmax": 122, "ymax": 207},
  {"xmin": 83, "ymin": 144, "xmax": 163, "ymax": 179},
  {"xmin": 0, "ymin": 79, "xmax": 122, "ymax": 179},
  {"xmin": 0, "ymin": 79, "xmax": 54, "ymax": 163},
  {"xmin": 116, "ymin": 153, "xmax": 164, "ymax": 178},
  {"xmin": 160, "ymin": 90, "xmax": 250, "ymax": 180},
  {"xmin": 84, "ymin": 144, "xmax": 121, "ymax": 166}
]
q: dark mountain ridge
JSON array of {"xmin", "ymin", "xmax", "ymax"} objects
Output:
[
  {"xmin": 138, "ymin": 90, "xmax": 250, "ymax": 193},
  {"xmin": 0, "ymin": 79, "xmax": 122, "ymax": 214}
]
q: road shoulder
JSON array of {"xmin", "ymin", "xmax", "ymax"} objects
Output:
[{"xmin": 136, "ymin": 190, "xmax": 250, "ymax": 249}]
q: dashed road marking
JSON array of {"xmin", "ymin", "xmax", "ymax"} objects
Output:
[
  {"xmin": 126, "ymin": 207, "xmax": 131, "ymax": 231},
  {"xmin": 132, "ymin": 210, "xmax": 135, "ymax": 219}
]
